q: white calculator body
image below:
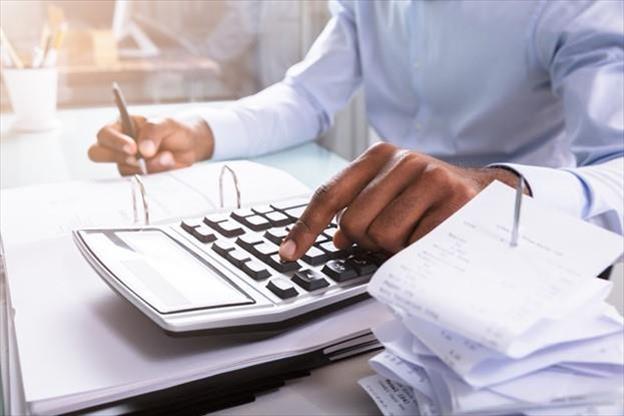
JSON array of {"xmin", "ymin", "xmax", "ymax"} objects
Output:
[{"xmin": 73, "ymin": 198, "xmax": 387, "ymax": 335}]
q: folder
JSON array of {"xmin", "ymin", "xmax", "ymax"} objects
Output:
[{"xmin": 0, "ymin": 161, "xmax": 392, "ymax": 415}]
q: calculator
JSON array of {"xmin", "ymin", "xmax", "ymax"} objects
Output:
[{"xmin": 73, "ymin": 197, "xmax": 388, "ymax": 335}]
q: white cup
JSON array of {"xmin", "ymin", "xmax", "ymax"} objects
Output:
[{"xmin": 2, "ymin": 67, "xmax": 61, "ymax": 132}]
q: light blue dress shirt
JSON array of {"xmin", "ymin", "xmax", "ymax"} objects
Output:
[{"xmin": 202, "ymin": 0, "xmax": 624, "ymax": 235}]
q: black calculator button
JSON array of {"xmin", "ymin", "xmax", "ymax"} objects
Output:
[
  {"xmin": 180, "ymin": 218, "xmax": 203, "ymax": 234},
  {"xmin": 191, "ymin": 224, "xmax": 217, "ymax": 243},
  {"xmin": 267, "ymin": 278, "xmax": 298, "ymax": 299},
  {"xmin": 212, "ymin": 240, "xmax": 236, "ymax": 257},
  {"xmin": 266, "ymin": 254, "xmax": 301, "ymax": 273},
  {"xmin": 292, "ymin": 269, "xmax": 329, "ymax": 291},
  {"xmin": 230, "ymin": 208, "xmax": 255, "ymax": 223},
  {"xmin": 322, "ymin": 259, "xmax": 358, "ymax": 282},
  {"xmin": 265, "ymin": 211, "xmax": 293, "ymax": 227},
  {"xmin": 270, "ymin": 198, "xmax": 308, "ymax": 211},
  {"xmin": 253, "ymin": 242, "xmax": 279, "ymax": 258},
  {"xmin": 235, "ymin": 234, "xmax": 263, "ymax": 251},
  {"xmin": 252, "ymin": 205, "xmax": 273, "ymax": 215},
  {"xmin": 301, "ymin": 245, "xmax": 329, "ymax": 266},
  {"xmin": 227, "ymin": 249, "xmax": 250, "ymax": 267},
  {"xmin": 242, "ymin": 260, "xmax": 271, "ymax": 281},
  {"xmin": 264, "ymin": 228, "xmax": 288, "ymax": 245},
  {"xmin": 347, "ymin": 254, "xmax": 377, "ymax": 275},
  {"xmin": 203, "ymin": 213, "xmax": 230, "ymax": 225},
  {"xmin": 206, "ymin": 219, "xmax": 244, "ymax": 238},
  {"xmin": 318, "ymin": 241, "xmax": 352, "ymax": 259},
  {"xmin": 240, "ymin": 214, "xmax": 271, "ymax": 231}
]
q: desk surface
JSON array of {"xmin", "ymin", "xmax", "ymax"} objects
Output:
[{"xmin": 0, "ymin": 103, "xmax": 381, "ymax": 415}]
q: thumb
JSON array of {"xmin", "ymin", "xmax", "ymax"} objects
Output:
[{"xmin": 136, "ymin": 117, "xmax": 175, "ymax": 158}]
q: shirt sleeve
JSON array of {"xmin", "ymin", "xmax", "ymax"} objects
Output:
[
  {"xmin": 201, "ymin": 0, "xmax": 362, "ymax": 160},
  {"xmin": 500, "ymin": 1, "xmax": 624, "ymax": 235}
]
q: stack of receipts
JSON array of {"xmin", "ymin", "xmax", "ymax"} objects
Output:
[{"xmin": 359, "ymin": 181, "xmax": 624, "ymax": 416}]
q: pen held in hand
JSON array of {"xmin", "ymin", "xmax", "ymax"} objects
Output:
[{"xmin": 112, "ymin": 82, "xmax": 147, "ymax": 175}]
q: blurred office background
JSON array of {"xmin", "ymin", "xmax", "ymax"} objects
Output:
[{"xmin": 0, "ymin": 0, "xmax": 371, "ymax": 159}]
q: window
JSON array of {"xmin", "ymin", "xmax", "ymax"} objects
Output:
[{"xmin": 0, "ymin": 0, "xmax": 330, "ymax": 109}]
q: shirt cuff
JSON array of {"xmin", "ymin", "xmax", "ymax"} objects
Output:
[
  {"xmin": 491, "ymin": 163, "xmax": 588, "ymax": 219},
  {"xmin": 197, "ymin": 108, "xmax": 250, "ymax": 161}
]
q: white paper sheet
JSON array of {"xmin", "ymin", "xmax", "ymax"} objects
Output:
[
  {"xmin": 368, "ymin": 318, "xmax": 624, "ymax": 415},
  {"xmin": 368, "ymin": 181, "xmax": 623, "ymax": 354},
  {"xmin": 358, "ymin": 375, "xmax": 423, "ymax": 416},
  {"xmin": 0, "ymin": 160, "xmax": 309, "ymax": 248},
  {"xmin": 369, "ymin": 350, "xmax": 435, "ymax": 399},
  {"xmin": 402, "ymin": 312, "xmax": 623, "ymax": 387}
]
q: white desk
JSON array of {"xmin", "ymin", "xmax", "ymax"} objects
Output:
[{"xmin": 0, "ymin": 103, "xmax": 381, "ymax": 415}]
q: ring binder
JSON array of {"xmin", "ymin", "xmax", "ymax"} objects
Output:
[
  {"xmin": 510, "ymin": 174, "xmax": 527, "ymax": 247},
  {"xmin": 219, "ymin": 165, "xmax": 241, "ymax": 209},
  {"xmin": 131, "ymin": 174, "xmax": 150, "ymax": 225}
]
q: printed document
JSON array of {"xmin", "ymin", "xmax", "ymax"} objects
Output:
[{"xmin": 368, "ymin": 181, "xmax": 623, "ymax": 353}]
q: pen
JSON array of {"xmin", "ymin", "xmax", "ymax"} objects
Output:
[
  {"xmin": 112, "ymin": 82, "xmax": 147, "ymax": 175},
  {"xmin": 0, "ymin": 27, "xmax": 23, "ymax": 69}
]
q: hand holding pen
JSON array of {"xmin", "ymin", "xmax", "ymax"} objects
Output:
[
  {"xmin": 88, "ymin": 83, "xmax": 215, "ymax": 176},
  {"xmin": 112, "ymin": 82, "xmax": 147, "ymax": 175}
]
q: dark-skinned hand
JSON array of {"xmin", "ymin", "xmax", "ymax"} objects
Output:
[{"xmin": 279, "ymin": 142, "xmax": 525, "ymax": 260}]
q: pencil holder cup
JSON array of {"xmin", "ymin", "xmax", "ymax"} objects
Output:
[{"xmin": 2, "ymin": 67, "xmax": 60, "ymax": 132}]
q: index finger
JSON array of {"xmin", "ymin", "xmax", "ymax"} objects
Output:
[{"xmin": 279, "ymin": 143, "xmax": 397, "ymax": 261}]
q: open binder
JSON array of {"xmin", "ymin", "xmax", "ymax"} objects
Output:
[{"xmin": 0, "ymin": 161, "xmax": 392, "ymax": 415}]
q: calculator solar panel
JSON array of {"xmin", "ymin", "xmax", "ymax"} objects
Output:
[{"xmin": 73, "ymin": 197, "xmax": 388, "ymax": 334}]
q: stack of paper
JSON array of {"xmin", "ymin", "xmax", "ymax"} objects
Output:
[{"xmin": 358, "ymin": 182, "xmax": 624, "ymax": 416}]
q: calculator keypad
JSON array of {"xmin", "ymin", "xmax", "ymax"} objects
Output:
[{"xmin": 178, "ymin": 198, "xmax": 387, "ymax": 303}]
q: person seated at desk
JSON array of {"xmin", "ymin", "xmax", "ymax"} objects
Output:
[{"xmin": 88, "ymin": 0, "xmax": 624, "ymax": 263}]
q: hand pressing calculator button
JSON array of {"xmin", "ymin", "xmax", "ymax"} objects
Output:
[{"xmin": 267, "ymin": 277, "xmax": 298, "ymax": 299}]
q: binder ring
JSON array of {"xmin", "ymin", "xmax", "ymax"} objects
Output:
[
  {"xmin": 510, "ymin": 174, "xmax": 527, "ymax": 247},
  {"xmin": 131, "ymin": 175, "xmax": 150, "ymax": 226},
  {"xmin": 219, "ymin": 165, "xmax": 241, "ymax": 209}
]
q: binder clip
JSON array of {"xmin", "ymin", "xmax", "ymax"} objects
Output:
[
  {"xmin": 131, "ymin": 174, "xmax": 150, "ymax": 226},
  {"xmin": 219, "ymin": 164, "xmax": 241, "ymax": 209},
  {"xmin": 510, "ymin": 174, "xmax": 527, "ymax": 247}
]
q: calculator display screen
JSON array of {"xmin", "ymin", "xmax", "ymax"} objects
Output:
[{"xmin": 85, "ymin": 230, "xmax": 254, "ymax": 314}]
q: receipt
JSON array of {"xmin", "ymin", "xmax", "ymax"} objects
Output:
[
  {"xmin": 358, "ymin": 375, "xmax": 423, "ymax": 416},
  {"xmin": 403, "ymin": 312, "xmax": 623, "ymax": 387},
  {"xmin": 368, "ymin": 181, "xmax": 624, "ymax": 354}
]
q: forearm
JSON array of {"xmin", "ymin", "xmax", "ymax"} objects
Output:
[{"xmin": 196, "ymin": 2, "xmax": 361, "ymax": 161}]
